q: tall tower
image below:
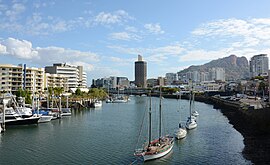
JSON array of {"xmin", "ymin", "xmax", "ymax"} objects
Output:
[{"xmin": 135, "ymin": 55, "xmax": 147, "ymax": 88}]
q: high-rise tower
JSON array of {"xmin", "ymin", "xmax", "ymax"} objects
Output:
[
  {"xmin": 135, "ymin": 55, "xmax": 147, "ymax": 88},
  {"xmin": 250, "ymin": 54, "xmax": 269, "ymax": 78}
]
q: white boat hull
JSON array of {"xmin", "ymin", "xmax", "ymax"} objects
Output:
[
  {"xmin": 143, "ymin": 142, "xmax": 174, "ymax": 161},
  {"xmin": 192, "ymin": 111, "xmax": 199, "ymax": 117},
  {"xmin": 175, "ymin": 128, "xmax": 187, "ymax": 139},
  {"xmin": 93, "ymin": 101, "xmax": 102, "ymax": 107},
  {"xmin": 38, "ymin": 115, "xmax": 53, "ymax": 123},
  {"xmin": 112, "ymin": 99, "xmax": 127, "ymax": 103},
  {"xmin": 186, "ymin": 120, "xmax": 197, "ymax": 130}
]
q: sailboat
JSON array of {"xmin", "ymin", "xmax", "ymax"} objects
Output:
[
  {"xmin": 186, "ymin": 91, "xmax": 197, "ymax": 130},
  {"xmin": 112, "ymin": 86, "xmax": 128, "ymax": 103},
  {"xmin": 191, "ymin": 92, "xmax": 199, "ymax": 117},
  {"xmin": 175, "ymin": 92, "xmax": 187, "ymax": 139},
  {"xmin": 135, "ymin": 87, "xmax": 174, "ymax": 161}
]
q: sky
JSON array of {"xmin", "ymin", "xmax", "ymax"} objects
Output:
[{"xmin": 1, "ymin": 0, "xmax": 270, "ymax": 85}]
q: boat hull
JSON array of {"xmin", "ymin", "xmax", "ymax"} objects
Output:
[
  {"xmin": 175, "ymin": 128, "xmax": 187, "ymax": 139},
  {"xmin": 38, "ymin": 115, "xmax": 53, "ymax": 123},
  {"xmin": 186, "ymin": 121, "xmax": 197, "ymax": 130},
  {"xmin": 3, "ymin": 116, "xmax": 40, "ymax": 125},
  {"xmin": 143, "ymin": 141, "xmax": 174, "ymax": 161}
]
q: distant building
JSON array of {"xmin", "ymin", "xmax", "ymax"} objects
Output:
[
  {"xmin": 0, "ymin": 64, "xmax": 44, "ymax": 94},
  {"xmin": 210, "ymin": 68, "xmax": 225, "ymax": 81},
  {"xmin": 92, "ymin": 76, "xmax": 130, "ymax": 89},
  {"xmin": 147, "ymin": 78, "xmax": 158, "ymax": 88},
  {"xmin": 45, "ymin": 63, "xmax": 87, "ymax": 89},
  {"xmin": 135, "ymin": 55, "xmax": 147, "ymax": 88},
  {"xmin": 165, "ymin": 73, "xmax": 178, "ymax": 85},
  {"xmin": 250, "ymin": 54, "xmax": 269, "ymax": 78},
  {"xmin": 158, "ymin": 77, "xmax": 166, "ymax": 86}
]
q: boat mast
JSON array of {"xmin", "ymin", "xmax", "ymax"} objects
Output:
[
  {"xmin": 159, "ymin": 86, "xmax": 162, "ymax": 141},
  {"xmin": 189, "ymin": 91, "xmax": 192, "ymax": 119},
  {"xmin": 148, "ymin": 93, "xmax": 152, "ymax": 146},
  {"xmin": 189, "ymin": 81, "xmax": 193, "ymax": 119}
]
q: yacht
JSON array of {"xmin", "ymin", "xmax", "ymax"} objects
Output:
[
  {"xmin": 135, "ymin": 88, "xmax": 174, "ymax": 161},
  {"xmin": 186, "ymin": 91, "xmax": 197, "ymax": 130},
  {"xmin": 0, "ymin": 107, "xmax": 40, "ymax": 125}
]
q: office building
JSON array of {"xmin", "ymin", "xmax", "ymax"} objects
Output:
[{"xmin": 135, "ymin": 55, "xmax": 147, "ymax": 88}]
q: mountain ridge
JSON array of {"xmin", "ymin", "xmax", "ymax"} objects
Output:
[{"xmin": 178, "ymin": 55, "xmax": 249, "ymax": 80}]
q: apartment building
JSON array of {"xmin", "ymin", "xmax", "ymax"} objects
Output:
[
  {"xmin": 44, "ymin": 73, "xmax": 68, "ymax": 91},
  {"xmin": 0, "ymin": 64, "xmax": 44, "ymax": 94},
  {"xmin": 250, "ymin": 54, "xmax": 269, "ymax": 78},
  {"xmin": 45, "ymin": 63, "xmax": 87, "ymax": 89}
]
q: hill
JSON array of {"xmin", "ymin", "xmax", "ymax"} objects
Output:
[{"xmin": 179, "ymin": 55, "xmax": 249, "ymax": 80}]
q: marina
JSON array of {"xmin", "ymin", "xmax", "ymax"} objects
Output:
[{"xmin": 0, "ymin": 96, "xmax": 251, "ymax": 164}]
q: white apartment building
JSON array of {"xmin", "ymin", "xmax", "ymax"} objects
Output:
[
  {"xmin": 0, "ymin": 64, "xmax": 44, "ymax": 94},
  {"xmin": 210, "ymin": 68, "xmax": 225, "ymax": 81},
  {"xmin": 44, "ymin": 73, "xmax": 68, "ymax": 91},
  {"xmin": 250, "ymin": 54, "xmax": 269, "ymax": 78},
  {"xmin": 45, "ymin": 63, "xmax": 87, "ymax": 89}
]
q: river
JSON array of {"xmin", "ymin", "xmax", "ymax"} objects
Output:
[{"xmin": 0, "ymin": 96, "xmax": 251, "ymax": 164}]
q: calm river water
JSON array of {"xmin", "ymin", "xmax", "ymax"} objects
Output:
[{"xmin": 0, "ymin": 96, "xmax": 251, "ymax": 165}]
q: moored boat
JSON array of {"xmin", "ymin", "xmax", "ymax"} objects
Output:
[{"xmin": 135, "ymin": 87, "xmax": 174, "ymax": 161}]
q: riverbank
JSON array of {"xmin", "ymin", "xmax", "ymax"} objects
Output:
[
  {"xmin": 210, "ymin": 96, "xmax": 270, "ymax": 165},
  {"xmin": 159, "ymin": 93, "xmax": 270, "ymax": 164}
]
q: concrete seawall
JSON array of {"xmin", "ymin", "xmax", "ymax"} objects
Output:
[{"xmin": 156, "ymin": 93, "xmax": 270, "ymax": 164}]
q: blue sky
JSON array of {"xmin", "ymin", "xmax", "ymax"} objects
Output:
[{"xmin": 1, "ymin": 0, "xmax": 270, "ymax": 85}]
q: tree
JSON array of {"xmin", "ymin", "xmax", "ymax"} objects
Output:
[
  {"xmin": 88, "ymin": 88, "xmax": 107, "ymax": 100},
  {"xmin": 75, "ymin": 88, "xmax": 82, "ymax": 96},
  {"xmin": 54, "ymin": 87, "xmax": 64, "ymax": 96},
  {"xmin": 15, "ymin": 88, "xmax": 32, "ymax": 104}
]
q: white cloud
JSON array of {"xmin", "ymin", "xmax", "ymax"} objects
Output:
[
  {"xmin": 152, "ymin": 44, "xmax": 184, "ymax": 55},
  {"xmin": 192, "ymin": 18, "xmax": 270, "ymax": 46},
  {"xmin": 109, "ymin": 32, "xmax": 141, "ymax": 41},
  {"xmin": 0, "ymin": 38, "xmax": 100, "ymax": 69},
  {"xmin": 68, "ymin": 61, "xmax": 94, "ymax": 72},
  {"xmin": 109, "ymin": 43, "xmax": 184, "ymax": 57},
  {"xmin": 144, "ymin": 23, "xmax": 164, "ymax": 34},
  {"xmin": 179, "ymin": 49, "xmax": 230, "ymax": 62},
  {"xmin": 94, "ymin": 10, "xmax": 133, "ymax": 25},
  {"xmin": 0, "ymin": 44, "xmax": 6, "ymax": 53},
  {"xmin": 109, "ymin": 56, "xmax": 133, "ymax": 65},
  {"xmin": 125, "ymin": 26, "xmax": 138, "ymax": 32},
  {"xmin": 36, "ymin": 46, "xmax": 100, "ymax": 63},
  {"xmin": 0, "ymin": 38, "xmax": 38, "ymax": 59},
  {"xmin": 5, "ymin": 3, "xmax": 25, "ymax": 21}
]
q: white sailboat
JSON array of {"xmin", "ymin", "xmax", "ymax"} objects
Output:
[
  {"xmin": 175, "ymin": 92, "xmax": 187, "ymax": 139},
  {"xmin": 61, "ymin": 96, "xmax": 71, "ymax": 116},
  {"xmin": 186, "ymin": 91, "xmax": 197, "ymax": 130},
  {"xmin": 135, "ymin": 87, "xmax": 174, "ymax": 161},
  {"xmin": 191, "ymin": 92, "xmax": 199, "ymax": 117},
  {"xmin": 112, "ymin": 85, "xmax": 128, "ymax": 103}
]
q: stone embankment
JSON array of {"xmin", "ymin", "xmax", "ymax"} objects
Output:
[
  {"xmin": 209, "ymin": 96, "xmax": 270, "ymax": 165},
  {"xmin": 159, "ymin": 93, "xmax": 270, "ymax": 164}
]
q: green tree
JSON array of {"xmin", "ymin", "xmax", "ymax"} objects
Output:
[
  {"xmin": 88, "ymin": 88, "xmax": 107, "ymax": 100},
  {"xmin": 54, "ymin": 87, "xmax": 64, "ymax": 96},
  {"xmin": 75, "ymin": 88, "xmax": 82, "ymax": 96},
  {"xmin": 15, "ymin": 88, "xmax": 32, "ymax": 104}
]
